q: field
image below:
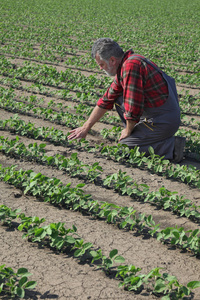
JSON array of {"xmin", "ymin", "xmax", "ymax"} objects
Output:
[{"xmin": 0, "ymin": 0, "xmax": 200, "ymax": 299}]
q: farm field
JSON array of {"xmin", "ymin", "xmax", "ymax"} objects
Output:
[{"xmin": 0, "ymin": 0, "xmax": 200, "ymax": 299}]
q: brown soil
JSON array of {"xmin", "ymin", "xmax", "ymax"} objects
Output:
[{"xmin": 0, "ymin": 56, "xmax": 200, "ymax": 300}]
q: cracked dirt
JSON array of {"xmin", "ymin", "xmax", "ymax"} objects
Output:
[{"xmin": 0, "ymin": 56, "xmax": 200, "ymax": 300}]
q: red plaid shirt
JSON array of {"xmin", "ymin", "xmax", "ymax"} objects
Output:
[{"xmin": 97, "ymin": 50, "xmax": 168, "ymax": 123}]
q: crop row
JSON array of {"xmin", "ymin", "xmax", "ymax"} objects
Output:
[
  {"xmin": 0, "ymin": 56, "xmax": 111, "ymax": 93},
  {"xmin": 0, "ymin": 264, "xmax": 36, "ymax": 299},
  {"xmin": 1, "ymin": 1, "xmax": 199, "ymax": 300},
  {"xmin": 0, "ymin": 115, "xmax": 199, "ymax": 187},
  {"xmin": 1, "ymin": 31, "xmax": 199, "ymax": 75},
  {"xmin": 1, "ymin": 0, "xmax": 199, "ymax": 91},
  {"xmin": 1, "ymin": 0, "xmax": 199, "ymax": 63},
  {"xmin": 0, "ymin": 164, "xmax": 200, "ymax": 257},
  {"xmin": 0, "ymin": 82, "xmax": 199, "ymax": 157},
  {"xmin": 2, "ymin": 81, "xmax": 198, "ymax": 140},
  {"xmin": 179, "ymin": 91, "xmax": 200, "ymax": 115},
  {"xmin": 0, "ymin": 38, "xmax": 199, "ymax": 87},
  {"xmin": 0, "ymin": 74, "xmax": 82, "ymax": 100},
  {"xmin": 0, "ymin": 42, "xmax": 78, "ymax": 65},
  {"xmin": 1, "ymin": 33, "xmax": 199, "ymax": 76},
  {"xmin": 2, "ymin": 46, "xmax": 199, "ymax": 81},
  {"xmin": 0, "ymin": 55, "xmax": 199, "ymax": 118},
  {"xmin": 0, "ymin": 88, "xmax": 199, "ymax": 154},
  {"xmin": 0, "ymin": 72, "xmax": 199, "ymax": 119},
  {"xmin": 0, "ymin": 135, "xmax": 199, "ymax": 223},
  {"xmin": 0, "ymin": 86, "xmax": 120, "ymax": 126},
  {"xmin": 180, "ymin": 115, "xmax": 200, "ymax": 131},
  {"xmin": 0, "ymin": 82, "xmax": 200, "ymax": 151},
  {"xmin": 1, "ymin": 205, "xmax": 200, "ymax": 299}
]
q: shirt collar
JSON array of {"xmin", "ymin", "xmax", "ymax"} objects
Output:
[{"xmin": 117, "ymin": 49, "xmax": 134, "ymax": 77}]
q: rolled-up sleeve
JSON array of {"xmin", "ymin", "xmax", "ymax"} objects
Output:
[{"xmin": 97, "ymin": 77, "xmax": 123, "ymax": 110}]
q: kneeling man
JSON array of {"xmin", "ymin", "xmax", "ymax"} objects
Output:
[{"xmin": 68, "ymin": 38, "xmax": 185, "ymax": 162}]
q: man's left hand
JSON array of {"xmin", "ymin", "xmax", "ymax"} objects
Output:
[
  {"xmin": 119, "ymin": 120, "xmax": 136, "ymax": 141},
  {"xmin": 119, "ymin": 128, "xmax": 131, "ymax": 141}
]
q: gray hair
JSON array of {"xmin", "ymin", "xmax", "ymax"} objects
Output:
[{"xmin": 91, "ymin": 38, "xmax": 124, "ymax": 61}]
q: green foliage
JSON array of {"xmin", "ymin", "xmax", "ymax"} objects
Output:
[
  {"xmin": 0, "ymin": 1, "xmax": 199, "ymax": 298},
  {"xmin": 1, "ymin": 164, "xmax": 200, "ymax": 256},
  {"xmin": 1, "ymin": 116, "xmax": 200, "ymax": 187},
  {"xmin": 90, "ymin": 249, "xmax": 125, "ymax": 273},
  {"xmin": 0, "ymin": 264, "xmax": 37, "ymax": 298},
  {"xmin": 1, "ymin": 201, "xmax": 200, "ymax": 298}
]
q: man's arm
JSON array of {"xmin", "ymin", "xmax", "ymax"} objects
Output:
[{"xmin": 68, "ymin": 105, "xmax": 108, "ymax": 140}]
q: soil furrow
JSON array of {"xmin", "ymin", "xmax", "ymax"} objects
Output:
[{"xmin": 1, "ymin": 179, "xmax": 200, "ymax": 299}]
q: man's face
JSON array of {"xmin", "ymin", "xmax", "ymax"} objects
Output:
[{"xmin": 95, "ymin": 53, "xmax": 118, "ymax": 77}]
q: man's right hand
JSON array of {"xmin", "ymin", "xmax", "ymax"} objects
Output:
[
  {"xmin": 68, "ymin": 127, "xmax": 89, "ymax": 140},
  {"xmin": 67, "ymin": 106, "xmax": 108, "ymax": 140}
]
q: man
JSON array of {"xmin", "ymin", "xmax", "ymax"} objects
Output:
[{"xmin": 68, "ymin": 38, "xmax": 185, "ymax": 162}]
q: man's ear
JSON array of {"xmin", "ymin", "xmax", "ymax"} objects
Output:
[{"xmin": 109, "ymin": 56, "xmax": 117, "ymax": 66}]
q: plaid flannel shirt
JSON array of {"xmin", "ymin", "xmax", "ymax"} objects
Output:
[{"xmin": 97, "ymin": 50, "xmax": 168, "ymax": 123}]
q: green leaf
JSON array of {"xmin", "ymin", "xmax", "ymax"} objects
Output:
[
  {"xmin": 90, "ymin": 250, "xmax": 98, "ymax": 257},
  {"xmin": 18, "ymin": 276, "xmax": 28, "ymax": 287},
  {"xmin": 109, "ymin": 249, "xmax": 118, "ymax": 259},
  {"xmin": 65, "ymin": 236, "xmax": 76, "ymax": 244},
  {"xmin": 118, "ymin": 281, "xmax": 125, "ymax": 288},
  {"xmin": 34, "ymin": 227, "xmax": 45, "ymax": 237},
  {"xmin": 82, "ymin": 242, "xmax": 93, "ymax": 250},
  {"xmin": 181, "ymin": 286, "xmax": 190, "ymax": 296},
  {"xmin": 0, "ymin": 283, "xmax": 4, "ymax": 293},
  {"xmin": 72, "ymin": 225, "xmax": 77, "ymax": 232},
  {"xmin": 191, "ymin": 229, "xmax": 199, "ymax": 237},
  {"xmin": 25, "ymin": 280, "xmax": 37, "ymax": 289},
  {"xmin": 39, "ymin": 143, "xmax": 46, "ymax": 149},
  {"xmin": 162, "ymin": 273, "xmax": 177, "ymax": 282},
  {"xmin": 17, "ymin": 268, "xmax": 32, "ymax": 277},
  {"xmin": 16, "ymin": 287, "xmax": 25, "ymax": 298},
  {"xmin": 46, "ymin": 226, "xmax": 52, "ymax": 235},
  {"xmin": 76, "ymin": 183, "xmax": 85, "ymax": 188},
  {"xmin": 172, "ymin": 231, "xmax": 180, "ymax": 239},
  {"xmin": 103, "ymin": 258, "xmax": 112, "ymax": 268},
  {"xmin": 154, "ymin": 282, "xmax": 166, "ymax": 293},
  {"xmin": 114, "ymin": 255, "xmax": 125, "ymax": 263},
  {"xmin": 162, "ymin": 159, "xmax": 169, "ymax": 165},
  {"xmin": 187, "ymin": 281, "xmax": 200, "ymax": 289},
  {"xmin": 161, "ymin": 296, "xmax": 170, "ymax": 300},
  {"xmin": 74, "ymin": 249, "xmax": 84, "ymax": 257},
  {"xmin": 148, "ymin": 146, "xmax": 154, "ymax": 156},
  {"xmin": 90, "ymin": 250, "xmax": 101, "ymax": 262},
  {"xmin": 119, "ymin": 221, "xmax": 128, "ymax": 228},
  {"xmin": 54, "ymin": 239, "xmax": 64, "ymax": 249}
]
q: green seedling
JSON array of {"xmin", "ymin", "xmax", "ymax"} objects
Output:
[
  {"xmin": 0, "ymin": 265, "xmax": 37, "ymax": 298},
  {"xmin": 90, "ymin": 249, "xmax": 125, "ymax": 274}
]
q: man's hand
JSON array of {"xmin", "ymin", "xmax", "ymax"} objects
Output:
[
  {"xmin": 67, "ymin": 105, "xmax": 108, "ymax": 141},
  {"xmin": 68, "ymin": 127, "xmax": 89, "ymax": 140},
  {"xmin": 119, "ymin": 120, "xmax": 136, "ymax": 142},
  {"xmin": 119, "ymin": 128, "xmax": 131, "ymax": 141}
]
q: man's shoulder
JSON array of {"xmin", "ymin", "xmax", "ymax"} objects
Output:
[
  {"xmin": 126, "ymin": 54, "xmax": 146, "ymax": 62},
  {"xmin": 122, "ymin": 54, "xmax": 146, "ymax": 69}
]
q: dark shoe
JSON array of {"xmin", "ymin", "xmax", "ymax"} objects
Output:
[{"xmin": 173, "ymin": 136, "xmax": 186, "ymax": 163}]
